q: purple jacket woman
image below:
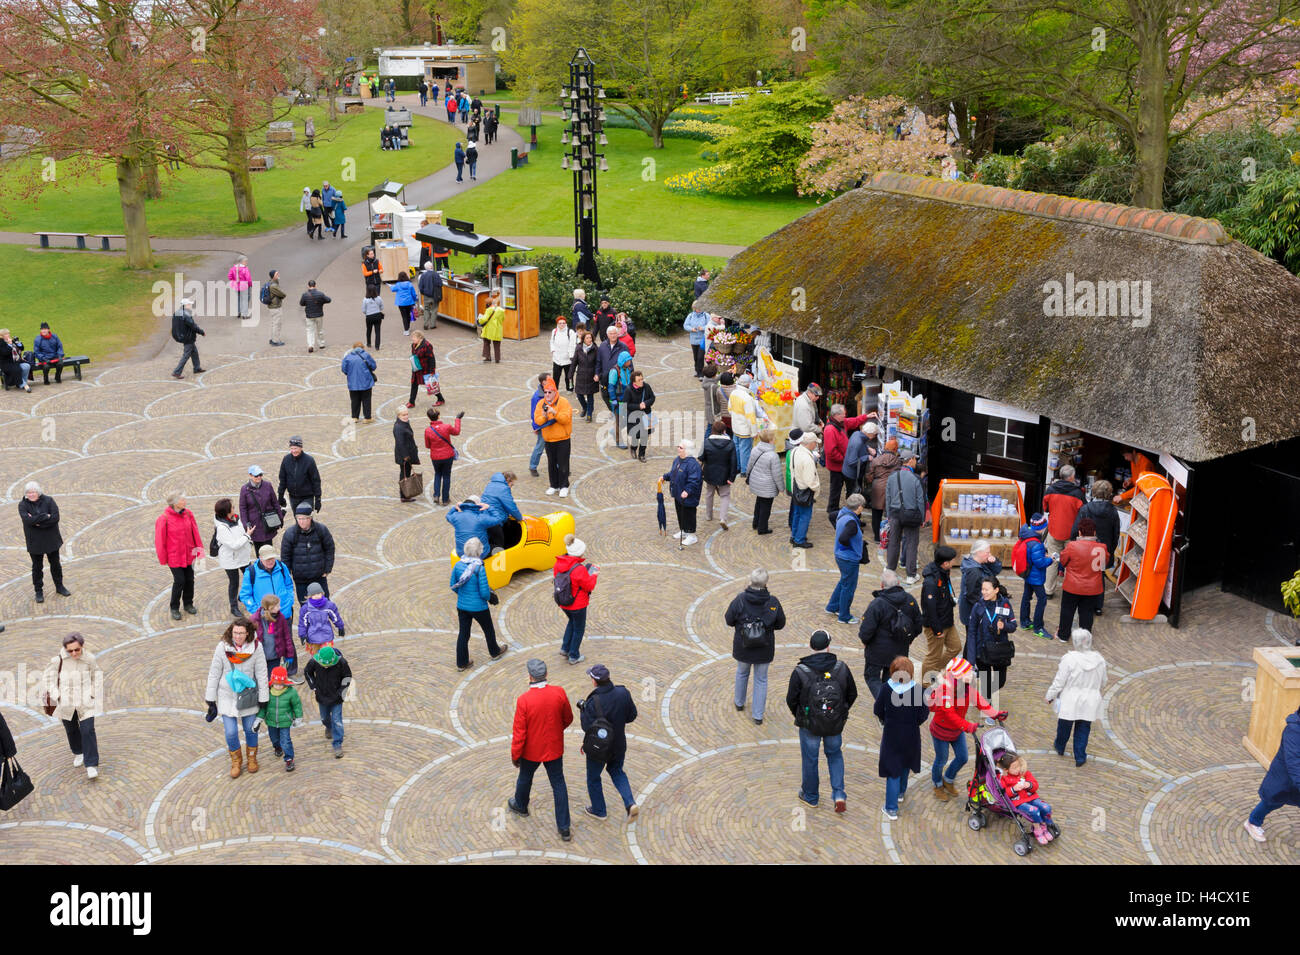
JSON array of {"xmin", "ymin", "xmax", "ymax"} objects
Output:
[{"xmin": 239, "ymin": 476, "xmax": 285, "ymax": 545}]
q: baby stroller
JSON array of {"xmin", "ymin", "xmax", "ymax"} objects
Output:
[{"xmin": 965, "ymin": 723, "xmax": 1061, "ymax": 857}]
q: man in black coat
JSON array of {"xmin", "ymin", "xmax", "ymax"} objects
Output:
[
  {"xmin": 919, "ymin": 545, "xmax": 959, "ymax": 684},
  {"xmin": 418, "ymin": 263, "xmax": 442, "ymax": 329},
  {"xmin": 18, "ymin": 481, "xmax": 70, "ymax": 602},
  {"xmin": 693, "ymin": 269, "xmax": 710, "ymax": 298},
  {"xmin": 857, "ymin": 570, "xmax": 922, "ymax": 701},
  {"xmin": 170, "ymin": 298, "xmax": 205, "ymax": 379},
  {"xmin": 278, "ymin": 436, "xmax": 322, "ymax": 514},
  {"xmin": 725, "ymin": 568, "xmax": 787, "ymax": 724},
  {"xmin": 786, "ymin": 629, "xmax": 858, "ymax": 812},
  {"xmin": 299, "ymin": 279, "xmax": 331, "ymax": 353},
  {"xmin": 578, "ymin": 663, "xmax": 639, "ymax": 820},
  {"xmin": 281, "ymin": 503, "xmax": 335, "ymax": 602}
]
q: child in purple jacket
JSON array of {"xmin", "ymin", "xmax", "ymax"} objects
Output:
[{"xmin": 298, "ymin": 581, "xmax": 345, "ymax": 657}]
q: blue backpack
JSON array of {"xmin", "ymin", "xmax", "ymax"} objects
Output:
[{"xmin": 607, "ymin": 350, "xmax": 633, "ymax": 401}]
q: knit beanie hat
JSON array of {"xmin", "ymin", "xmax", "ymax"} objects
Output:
[
  {"xmin": 1029, "ymin": 512, "xmax": 1048, "ymax": 535},
  {"xmin": 945, "ymin": 657, "xmax": 973, "ymax": 679},
  {"xmin": 268, "ymin": 666, "xmax": 291, "ymax": 686}
]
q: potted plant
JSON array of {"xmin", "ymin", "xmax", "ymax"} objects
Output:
[{"xmin": 1281, "ymin": 570, "xmax": 1300, "ymax": 646}]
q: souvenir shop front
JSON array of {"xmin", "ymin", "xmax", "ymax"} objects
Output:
[{"xmin": 697, "ymin": 171, "xmax": 1300, "ymax": 624}]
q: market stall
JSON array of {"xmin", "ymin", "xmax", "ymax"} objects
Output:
[
  {"xmin": 930, "ymin": 478, "xmax": 1026, "ymax": 563},
  {"xmin": 411, "ymin": 219, "xmax": 539, "ymax": 339},
  {"xmin": 752, "ymin": 347, "xmax": 797, "ymax": 448}
]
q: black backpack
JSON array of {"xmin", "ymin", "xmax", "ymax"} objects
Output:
[
  {"xmin": 553, "ymin": 562, "xmax": 587, "ymax": 606},
  {"xmin": 581, "ymin": 691, "xmax": 616, "ymax": 763},
  {"xmin": 798, "ymin": 661, "xmax": 847, "ymax": 735},
  {"xmin": 740, "ymin": 613, "xmax": 769, "ymax": 650},
  {"xmin": 259, "ymin": 283, "xmax": 272, "ymax": 306},
  {"xmin": 889, "ymin": 600, "xmax": 915, "ymax": 643}
]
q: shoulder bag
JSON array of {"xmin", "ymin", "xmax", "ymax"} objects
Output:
[
  {"xmin": 43, "ymin": 658, "xmax": 61, "ymax": 716},
  {"xmin": 0, "ymin": 757, "xmax": 35, "ymax": 810}
]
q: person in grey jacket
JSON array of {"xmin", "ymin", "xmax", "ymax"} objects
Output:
[
  {"xmin": 884, "ymin": 452, "xmax": 926, "ymax": 583},
  {"xmin": 266, "ymin": 269, "xmax": 287, "ymax": 346},
  {"xmin": 746, "ymin": 429, "xmax": 784, "ymax": 535}
]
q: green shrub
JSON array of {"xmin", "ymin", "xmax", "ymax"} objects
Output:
[
  {"xmin": 1166, "ymin": 125, "xmax": 1300, "ymax": 219},
  {"xmin": 973, "ymin": 153, "xmax": 1016, "ymax": 188}
]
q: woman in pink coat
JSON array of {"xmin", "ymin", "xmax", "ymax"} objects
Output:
[
  {"xmin": 155, "ymin": 491, "xmax": 203, "ymax": 621},
  {"xmin": 228, "ymin": 256, "xmax": 253, "ymax": 319}
]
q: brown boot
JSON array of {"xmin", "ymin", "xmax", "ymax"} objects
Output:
[
  {"xmin": 229, "ymin": 750, "xmax": 243, "ymax": 779},
  {"xmin": 933, "ymin": 784, "xmax": 951, "ymax": 801},
  {"xmin": 246, "ymin": 746, "xmax": 259, "ymax": 773}
]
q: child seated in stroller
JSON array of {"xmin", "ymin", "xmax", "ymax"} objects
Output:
[{"xmin": 996, "ymin": 753, "xmax": 1056, "ymax": 844}]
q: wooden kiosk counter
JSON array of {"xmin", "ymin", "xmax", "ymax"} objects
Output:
[{"xmin": 413, "ymin": 220, "xmax": 540, "ymax": 340}]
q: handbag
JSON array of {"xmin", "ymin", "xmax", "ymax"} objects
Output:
[
  {"xmin": 410, "ymin": 353, "xmax": 423, "ymax": 372},
  {"xmin": 0, "ymin": 758, "xmax": 35, "ymax": 810},
  {"xmin": 263, "ymin": 510, "xmax": 282, "ymax": 530},
  {"xmin": 209, "ymin": 526, "xmax": 220, "ymax": 558},
  {"xmin": 43, "ymin": 659, "xmax": 61, "ymax": 716},
  {"xmin": 792, "ymin": 485, "xmax": 815, "ymax": 508},
  {"xmin": 399, "ymin": 470, "xmax": 424, "ymax": 499},
  {"xmin": 236, "ymin": 685, "xmax": 259, "ymax": 710},
  {"xmin": 424, "ymin": 373, "xmax": 440, "ymax": 396}
]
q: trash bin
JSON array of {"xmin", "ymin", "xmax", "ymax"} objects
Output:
[{"xmin": 510, "ymin": 147, "xmax": 518, "ymax": 169}]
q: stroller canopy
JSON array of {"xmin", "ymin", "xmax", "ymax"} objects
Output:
[{"xmin": 980, "ymin": 726, "xmax": 1016, "ymax": 760}]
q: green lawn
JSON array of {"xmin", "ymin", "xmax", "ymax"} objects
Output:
[
  {"xmin": 0, "ymin": 246, "xmax": 198, "ymax": 362},
  {"xmin": 0, "ymin": 104, "xmax": 461, "ymax": 238},
  {"xmin": 439, "ymin": 112, "xmax": 815, "ymax": 247}
]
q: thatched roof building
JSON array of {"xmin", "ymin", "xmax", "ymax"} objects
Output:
[{"xmin": 700, "ymin": 172, "xmax": 1300, "ymax": 462}]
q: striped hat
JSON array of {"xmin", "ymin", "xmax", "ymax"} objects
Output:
[{"xmin": 945, "ymin": 657, "xmax": 973, "ymax": 679}]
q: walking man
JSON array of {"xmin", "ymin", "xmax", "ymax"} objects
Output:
[
  {"xmin": 277, "ymin": 436, "xmax": 322, "ymax": 515},
  {"xmin": 579, "ymin": 663, "xmax": 639, "ymax": 821},
  {"xmin": 19, "ymin": 481, "xmax": 71, "ymax": 603},
  {"xmin": 884, "ymin": 451, "xmax": 925, "ymax": 583},
  {"xmin": 726, "ymin": 568, "xmax": 786, "ymax": 724},
  {"xmin": 169, "ymin": 298, "xmax": 205, "ymax": 379},
  {"xmin": 826, "ymin": 493, "xmax": 868, "ymax": 624},
  {"xmin": 265, "ymin": 269, "xmax": 286, "ymax": 346},
  {"xmin": 299, "ymin": 279, "xmax": 331, "ymax": 353},
  {"xmin": 787, "ymin": 629, "xmax": 858, "ymax": 812},
  {"xmin": 858, "ymin": 569, "xmax": 923, "ymax": 701},
  {"xmin": 280, "ymin": 503, "xmax": 335, "ymax": 603},
  {"xmin": 418, "ymin": 262, "xmax": 442, "ymax": 330},
  {"xmin": 508, "ymin": 658, "xmax": 574, "ymax": 841},
  {"xmin": 920, "ymin": 545, "xmax": 962, "ymax": 684}
]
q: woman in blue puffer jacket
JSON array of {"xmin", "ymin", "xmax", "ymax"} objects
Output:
[
  {"xmin": 449, "ymin": 536, "xmax": 506, "ymax": 671},
  {"xmin": 664, "ymin": 437, "xmax": 704, "ymax": 546}
]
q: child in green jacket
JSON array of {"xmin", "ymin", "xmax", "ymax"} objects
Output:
[{"xmin": 257, "ymin": 666, "xmax": 304, "ymax": 771}]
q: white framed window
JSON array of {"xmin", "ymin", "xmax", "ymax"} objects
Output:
[
  {"xmin": 986, "ymin": 416, "xmax": 1029, "ymax": 461},
  {"xmin": 775, "ymin": 334, "xmax": 803, "ymax": 367}
]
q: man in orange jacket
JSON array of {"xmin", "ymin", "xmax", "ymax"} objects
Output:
[
  {"xmin": 508, "ymin": 658, "xmax": 574, "ymax": 840},
  {"xmin": 1113, "ymin": 449, "xmax": 1155, "ymax": 504},
  {"xmin": 533, "ymin": 378, "xmax": 574, "ymax": 498}
]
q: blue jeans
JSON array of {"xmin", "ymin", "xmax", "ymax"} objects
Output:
[
  {"xmin": 18, "ymin": 361, "xmax": 31, "ymax": 387},
  {"xmin": 732, "ymin": 435, "xmax": 753, "ymax": 474},
  {"xmin": 826, "ymin": 557, "xmax": 859, "ymax": 621},
  {"xmin": 267, "ymin": 724, "xmax": 294, "ymax": 761},
  {"xmin": 529, "ymin": 429, "xmax": 545, "ymax": 470},
  {"xmin": 222, "ymin": 714, "xmax": 258, "ymax": 752},
  {"xmin": 577, "ymin": 393, "xmax": 595, "ymax": 418},
  {"xmin": 734, "ymin": 661, "xmax": 769, "ymax": 720},
  {"xmin": 319, "ymin": 701, "xmax": 343, "ymax": 749},
  {"xmin": 1053, "ymin": 718, "xmax": 1092, "ymax": 763},
  {"xmin": 798, "ymin": 727, "xmax": 845, "ymax": 805},
  {"xmin": 885, "ymin": 770, "xmax": 910, "ymax": 814},
  {"xmin": 586, "ymin": 753, "xmax": 635, "ymax": 816},
  {"xmin": 561, "ymin": 606, "xmax": 587, "ymax": 661},
  {"xmin": 1020, "ymin": 582, "xmax": 1047, "ymax": 630},
  {"xmin": 791, "ymin": 504, "xmax": 813, "ymax": 545},
  {"xmin": 455, "ymin": 160, "xmax": 464, "ymax": 181},
  {"xmin": 1249, "ymin": 796, "xmax": 1287, "ymax": 827},
  {"xmin": 931, "ymin": 734, "xmax": 969, "ymax": 786},
  {"xmin": 1018, "ymin": 798, "xmax": 1053, "ymax": 824},
  {"xmin": 432, "ymin": 458, "xmax": 453, "ymax": 503},
  {"xmin": 514, "ymin": 756, "xmax": 570, "ymax": 831}
]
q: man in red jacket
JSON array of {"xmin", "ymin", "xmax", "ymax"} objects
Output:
[
  {"xmin": 823, "ymin": 403, "xmax": 876, "ymax": 527},
  {"xmin": 1042, "ymin": 465, "xmax": 1086, "ymax": 597},
  {"xmin": 508, "ymin": 658, "xmax": 574, "ymax": 840}
]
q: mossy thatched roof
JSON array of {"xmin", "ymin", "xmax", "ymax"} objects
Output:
[{"xmin": 700, "ymin": 173, "xmax": 1300, "ymax": 462}]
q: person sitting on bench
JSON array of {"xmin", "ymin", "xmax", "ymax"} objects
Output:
[
  {"xmin": 390, "ymin": 124, "xmax": 404, "ymax": 150},
  {"xmin": 33, "ymin": 322, "xmax": 63, "ymax": 368},
  {"xmin": 380, "ymin": 126, "xmax": 393, "ymax": 150},
  {"xmin": 0, "ymin": 329, "xmax": 31, "ymax": 392}
]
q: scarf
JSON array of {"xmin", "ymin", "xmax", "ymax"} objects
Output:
[
  {"xmin": 887, "ymin": 678, "xmax": 916, "ymax": 696},
  {"xmin": 451, "ymin": 557, "xmax": 482, "ymax": 592}
]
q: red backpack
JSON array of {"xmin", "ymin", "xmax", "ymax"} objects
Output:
[{"xmin": 1011, "ymin": 536, "xmax": 1032, "ymax": 577}]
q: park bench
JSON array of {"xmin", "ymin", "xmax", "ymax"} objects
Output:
[
  {"xmin": 2, "ymin": 356, "xmax": 90, "ymax": 390},
  {"xmin": 91, "ymin": 234, "xmax": 124, "ymax": 251},
  {"xmin": 34, "ymin": 231, "xmax": 90, "ymax": 250}
]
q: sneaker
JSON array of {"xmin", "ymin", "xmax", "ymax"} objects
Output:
[
  {"xmin": 792, "ymin": 541, "xmax": 812, "ymax": 549},
  {"xmin": 86, "ymin": 767, "xmax": 98, "ymax": 779},
  {"xmin": 626, "ymin": 804, "xmax": 639, "ymax": 821},
  {"xmin": 285, "ymin": 758, "xmax": 295, "ymax": 772},
  {"xmin": 273, "ymin": 747, "xmax": 283, "ymax": 757},
  {"xmin": 881, "ymin": 807, "xmax": 898, "ymax": 821},
  {"xmin": 334, "ymin": 747, "xmax": 343, "ymax": 759},
  {"xmin": 73, "ymin": 755, "xmax": 84, "ymax": 768},
  {"xmin": 1243, "ymin": 820, "xmax": 1266, "ymax": 843},
  {"xmin": 798, "ymin": 793, "xmax": 818, "ymax": 808},
  {"xmin": 546, "ymin": 487, "xmax": 557, "ymax": 495},
  {"xmin": 681, "ymin": 534, "xmax": 698, "ymax": 546},
  {"xmin": 271, "ymin": 340, "xmax": 286, "ymax": 347},
  {"xmin": 403, "ymin": 328, "xmax": 410, "ymax": 336},
  {"xmin": 1018, "ymin": 620, "xmax": 1032, "ymax": 630},
  {"xmin": 193, "ymin": 368, "xmax": 207, "ymax": 373},
  {"xmin": 834, "ymin": 798, "xmax": 846, "ymax": 814},
  {"xmin": 825, "ymin": 608, "xmax": 838, "ymax": 616},
  {"xmin": 584, "ymin": 806, "xmax": 607, "ymax": 820},
  {"xmin": 559, "ymin": 488, "xmax": 569, "ymax": 498},
  {"xmin": 1055, "ymin": 634, "xmax": 1070, "ymax": 643},
  {"xmin": 529, "ymin": 468, "xmax": 539, "ymax": 477},
  {"xmin": 568, "ymin": 654, "xmax": 586, "ymax": 665},
  {"xmin": 507, "ymin": 797, "xmax": 529, "ymax": 817},
  {"xmin": 559, "ymin": 828, "xmax": 572, "ymax": 842},
  {"xmin": 905, "ymin": 575, "xmax": 920, "ymax": 585},
  {"xmin": 841, "ymin": 616, "xmax": 859, "ymax": 625}
]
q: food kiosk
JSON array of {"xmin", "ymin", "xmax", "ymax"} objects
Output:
[{"xmin": 412, "ymin": 219, "xmax": 540, "ymax": 340}]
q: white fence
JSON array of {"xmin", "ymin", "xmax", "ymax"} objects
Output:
[{"xmin": 693, "ymin": 89, "xmax": 771, "ymax": 106}]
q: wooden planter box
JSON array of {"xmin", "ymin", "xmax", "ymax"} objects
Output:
[{"xmin": 1243, "ymin": 645, "xmax": 1300, "ymax": 768}]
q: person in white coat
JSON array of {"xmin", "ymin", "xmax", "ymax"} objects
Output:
[
  {"xmin": 214, "ymin": 498, "xmax": 255, "ymax": 618},
  {"xmin": 204, "ymin": 618, "xmax": 270, "ymax": 779},
  {"xmin": 1045, "ymin": 627, "xmax": 1107, "ymax": 766},
  {"xmin": 549, "ymin": 317, "xmax": 578, "ymax": 392},
  {"xmin": 43, "ymin": 633, "xmax": 103, "ymax": 778}
]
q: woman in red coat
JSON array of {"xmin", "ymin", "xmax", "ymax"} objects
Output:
[
  {"xmin": 424, "ymin": 406, "xmax": 465, "ymax": 506},
  {"xmin": 155, "ymin": 491, "xmax": 202, "ymax": 621},
  {"xmin": 407, "ymin": 331, "xmax": 441, "ymax": 409}
]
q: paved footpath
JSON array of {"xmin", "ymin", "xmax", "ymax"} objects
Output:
[{"xmin": 0, "ymin": 104, "xmax": 1296, "ymax": 862}]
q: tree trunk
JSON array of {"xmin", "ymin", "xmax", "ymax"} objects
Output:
[
  {"xmin": 115, "ymin": 153, "xmax": 154, "ymax": 269},
  {"xmin": 1132, "ymin": 17, "xmax": 1169, "ymax": 209},
  {"xmin": 141, "ymin": 145, "xmax": 162, "ymax": 199},
  {"xmin": 225, "ymin": 129, "xmax": 258, "ymax": 223}
]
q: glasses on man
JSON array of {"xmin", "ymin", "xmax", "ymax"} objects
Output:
[{"xmin": 67, "ymin": 647, "xmax": 83, "ymax": 655}]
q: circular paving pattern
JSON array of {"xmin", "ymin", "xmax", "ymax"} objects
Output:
[{"xmin": 0, "ymin": 300, "xmax": 1292, "ymax": 864}]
